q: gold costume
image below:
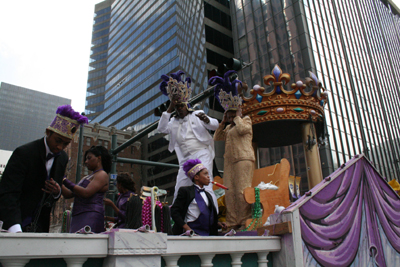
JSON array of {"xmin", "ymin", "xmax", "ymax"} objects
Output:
[{"xmin": 214, "ymin": 116, "xmax": 255, "ymax": 227}]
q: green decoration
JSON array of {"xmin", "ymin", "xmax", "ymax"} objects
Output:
[{"xmin": 241, "ymin": 187, "xmax": 263, "ymax": 231}]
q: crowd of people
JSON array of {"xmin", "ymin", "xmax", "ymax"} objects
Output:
[{"xmin": 0, "ymin": 70, "xmax": 254, "ymax": 236}]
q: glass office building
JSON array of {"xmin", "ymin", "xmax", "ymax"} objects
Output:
[
  {"xmin": 87, "ymin": 0, "xmax": 235, "ymax": 196},
  {"xmin": 230, "ymin": 0, "xmax": 400, "ymax": 183},
  {"xmin": 0, "ymin": 82, "xmax": 71, "ymax": 151},
  {"xmin": 85, "ymin": 0, "xmax": 114, "ymax": 121}
]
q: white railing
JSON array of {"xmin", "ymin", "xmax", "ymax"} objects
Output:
[
  {"xmin": 0, "ymin": 233, "xmax": 108, "ymax": 267},
  {"xmin": 0, "ymin": 232, "xmax": 281, "ymax": 267}
]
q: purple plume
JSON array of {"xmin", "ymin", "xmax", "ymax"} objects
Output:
[
  {"xmin": 183, "ymin": 159, "xmax": 202, "ymax": 177},
  {"xmin": 159, "ymin": 71, "xmax": 191, "ymax": 97},
  {"xmin": 208, "ymin": 70, "xmax": 242, "ymax": 101},
  {"xmin": 56, "ymin": 105, "xmax": 88, "ymax": 124}
]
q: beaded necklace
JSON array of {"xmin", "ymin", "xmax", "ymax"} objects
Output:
[{"xmin": 241, "ymin": 187, "xmax": 262, "ymax": 231}]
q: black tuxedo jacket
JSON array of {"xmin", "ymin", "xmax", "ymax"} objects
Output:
[
  {"xmin": 171, "ymin": 185, "xmax": 218, "ymax": 235},
  {"xmin": 0, "ymin": 138, "xmax": 68, "ymax": 232}
]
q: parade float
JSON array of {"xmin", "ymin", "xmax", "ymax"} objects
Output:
[{"xmin": 1, "ymin": 67, "xmax": 399, "ymax": 267}]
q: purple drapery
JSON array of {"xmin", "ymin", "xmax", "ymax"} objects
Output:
[{"xmin": 298, "ymin": 158, "xmax": 400, "ymax": 267}]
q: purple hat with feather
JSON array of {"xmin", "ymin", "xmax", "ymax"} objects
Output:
[
  {"xmin": 47, "ymin": 105, "xmax": 88, "ymax": 139},
  {"xmin": 208, "ymin": 70, "xmax": 243, "ymax": 111},
  {"xmin": 159, "ymin": 70, "xmax": 192, "ymax": 104},
  {"xmin": 183, "ymin": 159, "xmax": 206, "ymax": 180}
]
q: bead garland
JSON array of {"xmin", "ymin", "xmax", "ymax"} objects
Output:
[
  {"xmin": 141, "ymin": 196, "xmax": 164, "ymax": 232},
  {"xmin": 142, "ymin": 197, "xmax": 152, "ymax": 227},
  {"xmin": 241, "ymin": 187, "xmax": 262, "ymax": 231}
]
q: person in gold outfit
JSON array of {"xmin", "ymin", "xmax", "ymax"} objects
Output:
[{"xmin": 210, "ymin": 71, "xmax": 255, "ymax": 230}]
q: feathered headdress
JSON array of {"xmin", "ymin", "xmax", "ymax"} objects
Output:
[
  {"xmin": 47, "ymin": 105, "xmax": 88, "ymax": 139},
  {"xmin": 159, "ymin": 70, "xmax": 192, "ymax": 103},
  {"xmin": 183, "ymin": 159, "xmax": 206, "ymax": 180},
  {"xmin": 208, "ymin": 70, "xmax": 243, "ymax": 111}
]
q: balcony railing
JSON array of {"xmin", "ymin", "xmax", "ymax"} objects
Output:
[{"xmin": 0, "ymin": 232, "xmax": 281, "ymax": 267}]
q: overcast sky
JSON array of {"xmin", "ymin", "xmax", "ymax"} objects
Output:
[
  {"xmin": 0, "ymin": 0, "xmax": 103, "ymax": 113},
  {"xmin": 0, "ymin": 0, "xmax": 399, "ymax": 114}
]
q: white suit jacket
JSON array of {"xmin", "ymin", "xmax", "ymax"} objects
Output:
[{"xmin": 157, "ymin": 110, "xmax": 219, "ymax": 164}]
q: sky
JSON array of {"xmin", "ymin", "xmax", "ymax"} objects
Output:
[
  {"xmin": 1, "ymin": 0, "xmax": 400, "ymax": 114},
  {"xmin": 0, "ymin": 0, "xmax": 103, "ymax": 113}
]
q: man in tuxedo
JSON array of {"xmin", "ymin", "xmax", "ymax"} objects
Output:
[
  {"xmin": 0, "ymin": 105, "xmax": 87, "ymax": 233},
  {"xmin": 171, "ymin": 159, "xmax": 226, "ymax": 236}
]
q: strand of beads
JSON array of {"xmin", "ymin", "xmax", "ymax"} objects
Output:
[
  {"xmin": 241, "ymin": 188, "xmax": 262, "ymax": 231},
  {"xmin": 156, "ymin": 200, "xmax": 164, "ymax": 232},
  {"xmin": 142, "ymin": 197, "xmax": 152, "ymax": 228}
]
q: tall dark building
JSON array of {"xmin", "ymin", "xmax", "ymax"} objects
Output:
[
  {"xmin": 0, "ymin": 82, "xmax": 71, "ymax": 151},
  {"xmin": 85, "ymin": 0, "xmax": 114, "ymax": 121},
  {"xmin": 85, "ymin": 0, "xmax": 234, "ymax": 198},
  {"xmin": 229, "ymin": 0, "xmax": 400, "ymax": 183}
]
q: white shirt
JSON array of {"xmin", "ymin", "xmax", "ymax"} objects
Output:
[{"xmin": 176, "ymin": 117, "xmax": 208, "ymax": 159}]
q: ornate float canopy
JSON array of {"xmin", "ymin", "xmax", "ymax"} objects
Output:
[{"xmin": 242, "ymin": 65, "xmax": 328, "ymax": 147}]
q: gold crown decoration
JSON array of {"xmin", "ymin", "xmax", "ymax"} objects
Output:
[
  {"xmin": 47, "ymin": 105, "xmax": 88, "ymax": 139},
  {"xmin": 160, "ymin": 70, "xmax": 192, "ymax": 103},
  {"xmin": 242, "ymin": 65, "xmax": 328, "ymax": 125},
  {"xmin": 167, "ymin": 77, "xmax": 192, "ymax": 103},
  {"xmin": 218, "ymin": 89, "xmax": 243, "ymax": 111},
  {"xmin": 208, "ymin": 70, "xmax": 244, "ymax": 111}
]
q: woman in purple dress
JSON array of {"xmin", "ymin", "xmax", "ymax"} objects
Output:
[
  {"xmin": 104, "ymin": 172, "xmax": 136, "ymax": 228},
  {"xmin": 62, "ymin": 146, "xmax": 111, "ymax": 233}
]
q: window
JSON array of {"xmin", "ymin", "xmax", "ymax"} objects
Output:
[{"xmin": 86, "ymin": 137, "xmax": 91, "ymax": 146}]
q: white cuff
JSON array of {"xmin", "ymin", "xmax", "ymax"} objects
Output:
[
  {"xmin": 53, "ymin": 185, "xmax": 62, "ymax": 199},
  {"xmin": 8, "ymin": 224, "xmax": 22, "ymax": 233}
]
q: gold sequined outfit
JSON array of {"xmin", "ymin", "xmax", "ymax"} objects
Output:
[{"xmin": 214, "ymin": 116, "xmax": 255, "ymax": 227}]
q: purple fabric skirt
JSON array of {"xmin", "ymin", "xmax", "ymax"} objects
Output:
[{"xmin": 70, "ymin": 211, "xmax": 104, "ymax": 233}]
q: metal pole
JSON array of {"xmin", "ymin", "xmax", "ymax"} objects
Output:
[
  {"xmin": 110, "ymin": 134, "xmax": 117, "ymax": 175},
  {"xmin": 75, "ymin": 112, "xmax": 85, "ymax": 182},
  {"xmin": 105, "ymin": 134, "xmax": 118, "ymax": 218},
  {"xmin": 116, "ymin": 157, "xmax": 179, "ymax": 168}
]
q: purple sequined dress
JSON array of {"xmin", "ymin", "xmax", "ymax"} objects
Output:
[{"xmin": 70, "ymin": 174, "xmax": 105, "ymax": 233}]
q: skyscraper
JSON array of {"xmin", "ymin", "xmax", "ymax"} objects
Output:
[
  {"xmin": 229, "ymin": 0, "xmax": 400, "ymax": 182},
  {"xmin": 85, "ymin": 0, "xmax": 234, "ymax": 196},
  {"xmin": 85, "ymin": 0, "xmax": 114, "ymax": 121},
  {"xmin": 0, "ymin": 82, "xmax": 71, "ymax": 151}
]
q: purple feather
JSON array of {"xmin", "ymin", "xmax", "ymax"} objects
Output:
[
  {"xmin": 56, "ymin": 105, "xmax": 88, "ymax": 124},
  {"xmin": 159, "ymin": 81, "xmax": 169, "ymax": 96},
  {"xmin": 170, "ymin": 70, "xmax": 185, "ymax": 82},
  {"xmin": 208, "ymin": 70, "xmax": 242, "ymax": 102},
  {"xmin": 183, "ymin": 159, "xmax": 202, "ymax": 177}
]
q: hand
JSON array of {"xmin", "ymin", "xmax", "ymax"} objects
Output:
[
  {"xmin": 222, "ymin": 111, "xmax": 228, "ymax": 124},
  {"xmin": 103, "ymin": 198, "xmax": 113, "ymax": 206},
  {"xmin": 167, "ymin": 95, "xmax": 180, "ymax": 113},
  {"xmin": 218, "ymin": 222, "xmax": 228, "ymax": 229},
  {"xmin": 236, "ymin": 106, "xmax": 242, "ymax": 118},
  {"xmin": 167, "ymin": 99, "xmax": 175, "ymax": 113},
  {"xmin": 196, "ymin": 112, "xmax": 210, "ymax": 124},
  {"xmin": 43, "ymin": 178, "xmax": 60, "ymax": 195}
]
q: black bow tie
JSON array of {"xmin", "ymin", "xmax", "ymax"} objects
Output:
[
  {"xmin": 196, "ymin": 188, "xmax": 205, "ymax": 193},
  {"xmin": 46, "ymin": 153, "xmax": 59, "ymax": 161}
]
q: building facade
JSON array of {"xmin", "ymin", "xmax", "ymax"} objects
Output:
[
  {"xmin": 0, "ymin": 82, "xmax": 71, "ymax": 151},
  {"xmin": 85, "ymin": 0, "xmax": 114, "ymax": 121},
  {"xmin": 85, "ymin": 0, "xmax": 234, "ymax": 199},
  {"xmin": 229, "ymin": 0, "xmax": 400, "ymax": 188}
]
